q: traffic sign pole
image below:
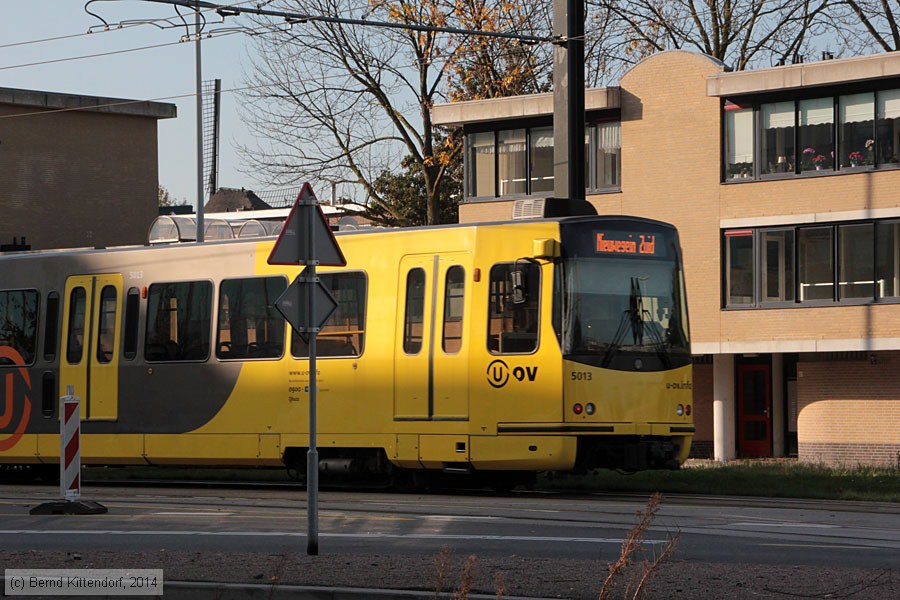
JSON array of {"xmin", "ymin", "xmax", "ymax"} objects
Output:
[
  {"xmin": 306, "ymin": 194, "xmax": 319, "ymax": 557},
  {"xmin": 268, "ymin": 183, "xmax": 345, "ymax": 557}
]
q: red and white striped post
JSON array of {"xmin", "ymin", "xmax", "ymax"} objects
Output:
[{"xmin": 60, "ymin": 385, "xmax": 80, "ymax": 501}]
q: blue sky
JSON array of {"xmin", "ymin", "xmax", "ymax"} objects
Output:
[{"xmin": 3, "ymin": 1, "xmax": 260, "ymax": 207}]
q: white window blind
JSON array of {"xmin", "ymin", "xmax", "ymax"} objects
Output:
[
  {"xmin": 840, "ymin": 93, "xmax": 874, "ymax": 124},
  {"xmin": 799, "ymin": 98, "xmax": 833, "ymax": 126},
  {"xmin": 878, "ymin": 89, "xmax": 900, "ymax": 120},
  {"xmin": 762, "ymin": 102, "xmax": 794, "ymax": 129},
  {"xmin": 727, "ymin": 109, "xmax": 754, "ymax": 163}
]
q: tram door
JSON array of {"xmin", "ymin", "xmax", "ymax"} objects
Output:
[
  {"xmin": 60, "ymin": 274, "xmax": 123, "ymax": 420},
  {"xmin": 394, "ymin": 255, "xmax": 469, "ymax": 421},
  {"xmin": 737, "ymin": 364, "xmax": 771, "ymax": 457}
]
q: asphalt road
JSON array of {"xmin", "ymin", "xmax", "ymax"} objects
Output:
[{"xmin": 2, "ymin": 484, "xmax": 899, "ymax": 598}]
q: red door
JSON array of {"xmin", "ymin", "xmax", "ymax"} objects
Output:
[{"xmin": 737, "ymin": 364, "xmax": 771, "ymax": 457}]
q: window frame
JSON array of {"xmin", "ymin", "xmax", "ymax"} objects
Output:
[
  {"xmin": 0, "ymin": 288, "xmax": 40, "ymax": 367},
  {"xmin": 290, "ymin": 270, "xmax": 368, "ymax": 359},
  {"xmin": 216, "ymin": 275, "xmax": 288, "ymax": 361},
  {"xmin": 144, "ymin": 279, "xmax": 213, "ymax": 363},
  {"xmin": 722, "ymin": 86, "xmax": 900, "ymax": 184},
  {"xmin": 722, "ymin": 219, "xmax": 900, "ymax": 309},
  {"xmin": 486, "ymin": 261, "xmax": 541, "ymax": 355}
]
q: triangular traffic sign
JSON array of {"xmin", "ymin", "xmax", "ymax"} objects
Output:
[{"xmin": 267, "ymin": 183, "xmax": 347, "ymax": 267}]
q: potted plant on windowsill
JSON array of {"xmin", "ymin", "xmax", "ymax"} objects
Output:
[
  {"xmin": 812, "ymin": 154, "xmax": 827, "ymax": 170},
  {"xmin": 848, "ymin": 151, "xmax": 864, "ymax": 167}
]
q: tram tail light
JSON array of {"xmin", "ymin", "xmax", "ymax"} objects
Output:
[
  {"xmin": 686, "ymin": 404, "xmax": 692, "ymax": 416},
  {"xmin": 573, "ymin": 403, "xmax": 583, "ymax": 415}
]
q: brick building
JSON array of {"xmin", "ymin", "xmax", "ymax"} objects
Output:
[
  {"xmin": 433, "ymin": 50, "xmax": 900, "ymax": 467},
  {"xmin": 0, "ymin": 86, "xmax": 176, "ymax": 251}
]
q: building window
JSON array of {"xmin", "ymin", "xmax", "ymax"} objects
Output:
[
  {"xmin": 876, "ymin": 89, "xmax": 900, "ymax": 165},
  {"xmin": 465, "ymin": 120, "xmax": 621, "ymax": 200},
  {"xmin": 761, "ymin": 101, "xmax": 795, "ymax": 175},
  {"xmin": 799, "ymin": 98, "xmax": 835, "ymax": 173},
  {"xmin": 724, "ymin": 221, "xmax": 900, "ymax": 307},
  {"xmin": 839, "ymin": 223, "xmax": 875, "ymax": 299},
  {"xmin": 467, "ymin": 131, "xmax": 495, "ymax": 197},
  {"xmin": 529, "ymin": 127, "xmax": 554, "ymax": 193},
  {"xmin": 725, "ymin": 230, "xmax": 754, "ymax": 306},
  {"xmin": 798, "ymin": 227, "xmax": 834, "ymax": 301},
  {"xmin": 725, "ymin": 104, "xmax": 754, "ymax": 179},
  {"xmin": 725, "ymin": 87, "xmax": 900, "ymax": 181},
  {"xmin": 839, "ymin": 93, "xmax": 874, "ymax": 169},
  {"xmin": 595, "ymin": 121, "xmax": 621, "ymax": 188},
  {"xmin": 498, "ymin": 129, "xmax": 527, "ymax": 196},
  {"xmin": 877, "ymin": 220, "xmax": 900, "ymax": 298},
  {"xmin": 762, "ymin": 230, "xmax": 795, "ymax": 303}
]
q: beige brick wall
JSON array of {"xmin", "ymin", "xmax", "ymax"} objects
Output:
[
  {"xmin": 796, "ymin": 352, "xmax": 900, "ymax": 466},
  {"xmin": 0, "ymin": 104, "xmax": 160, "ymax": 251}
]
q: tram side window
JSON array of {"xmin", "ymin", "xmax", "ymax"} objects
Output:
[
  {"xmin": 217, "ymin": 276, "xmax": 287, "ymax": 360},
  {"xmin": 488, "ymin": 263, "xmax": 540, "ymax": 354},
  {"xmin": 66, "ymin": 287, "xmax": 87, "ymax": 364},
  {"xmin": 0, "ymin": 289, "xmax": 39, "ymax": 366},
  {"xmin": 292, "ymin": 272, "xmax": 367, "ymax": 358},
  {"xmin": 403, "ymin": 268, "xmax": 426, "ymax": 354},
  {"xmin": 442, "ymin": 266, "xmax": 465, "ymax": 354},
  {"xmin": 123, "ymin": 287, "xmax": 140, "ymax": 360},
  {"xmin": 145, "ymin": 281, "xmax": 212, "ymax": 362},
  {"xmin": 43, "ymin": 291, "xmax": 60, "ymax": 362},
  {"xmin": 96, "ymin": 286, "xmax": 117, "ymax": 364}
]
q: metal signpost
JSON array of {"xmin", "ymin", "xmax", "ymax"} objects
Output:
[{"xmin": 268, "ymin": 183, "xmax": 346, "ymax": 555}]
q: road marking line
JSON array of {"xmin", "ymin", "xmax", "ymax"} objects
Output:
[
  {"xmin": 151, "ymin": 512, "xmax": 235, "ymax": 516},
  {"xmin": 731, "ymin": 522, "xmax": 839, "ymax": 529},
  {"xmin": 760, "ymin": 543, "xmax": 877, "ymax": 550},
  {"xmin": 0, "ymin": 530, "xmax": 666, "ymax": 544}
]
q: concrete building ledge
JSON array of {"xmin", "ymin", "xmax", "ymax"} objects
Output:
[
  {"xmin": 432, "ymin": 88, "xmax": 619, "ymax": 126},
  {"xmin": 707, "ymin": 51, "xmax": 900, "ymax": 97},
  {"xmin": 693, "ymin": 337, "xmax": 900, "ymax": 355},
  {"xmin": 0, "ymin": 86, "xmax": 177, "ymax": 119},
  {"xmin": 721, "ymin": 206, "xmax": 900, "ymax": 229}
]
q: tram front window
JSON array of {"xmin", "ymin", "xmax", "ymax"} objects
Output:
[{"xmin": 558, "ymin": 227, "xmax": 690, "ymax": 370}]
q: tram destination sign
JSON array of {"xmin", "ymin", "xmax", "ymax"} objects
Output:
[{"xmin": 594, "ymin": 231, "xmax": 659, "ymax": 256}]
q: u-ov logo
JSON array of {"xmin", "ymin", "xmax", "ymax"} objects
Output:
[
  {"xmin": 0, "ymin": 346, "xmax": 32, "ymax": 452},
  {"xmin": 486, "ymin": 359, "xmax": 539, "ymax": 389}
]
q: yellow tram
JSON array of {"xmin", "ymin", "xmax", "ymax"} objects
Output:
[{"xmin": 0, "ymin": 215, "xmax": 693, "ymax": 487}]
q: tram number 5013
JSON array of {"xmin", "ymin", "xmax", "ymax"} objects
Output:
[{"xmin": 570, "ymin": 371, "xmax": 592, "ymax": 381}]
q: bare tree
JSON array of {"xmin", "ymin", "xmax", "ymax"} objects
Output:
[
  {"xmin": 585, "ymin": 0, "xmax": 834, "ymax": 84},
  {"xmin": 825, "ymin": 0, "xmax": 900, "ymax": 53},
  {"xmin": 239, "ymin": 0, "xmax": 549, "ymax": 225}
]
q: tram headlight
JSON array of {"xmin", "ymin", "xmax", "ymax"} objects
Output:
[
  {"xmin": 585, "ymin": 403, "xmax": 596, "ymax": 415},
  {"xmin": 676, "ymin": 404, "xmax": 684, "ymax": 416}
]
